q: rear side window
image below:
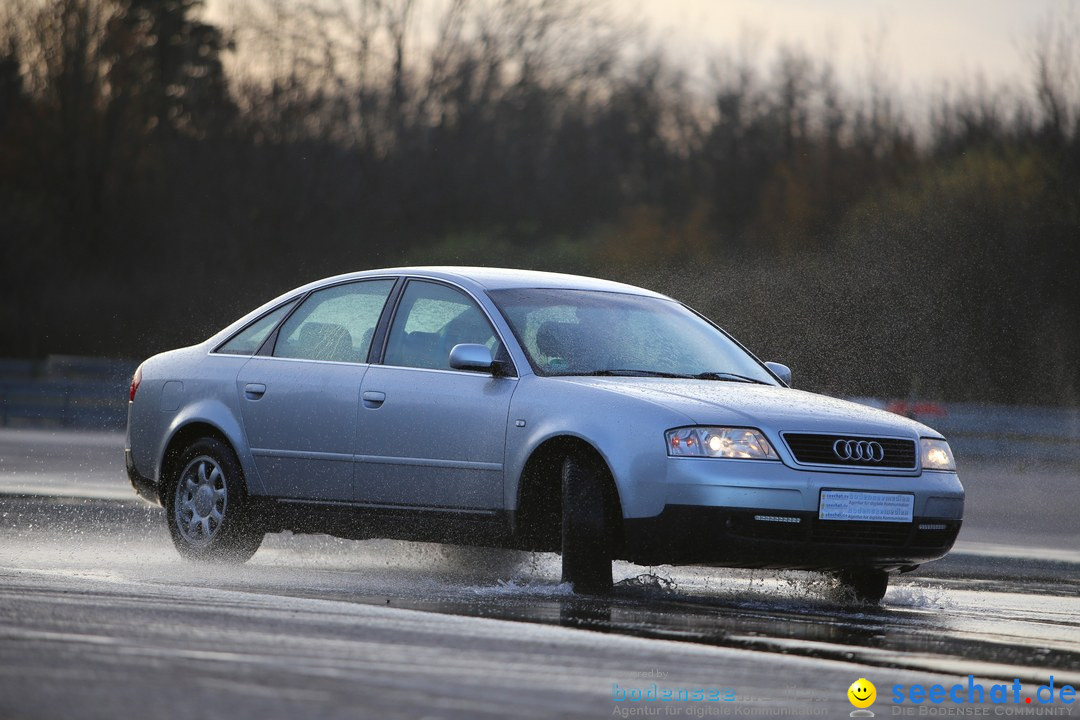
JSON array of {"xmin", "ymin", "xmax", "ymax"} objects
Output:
[
  {"xmin": 273, "ymin": 280, "xmax": 395, "ymax": 363},
  {"xmin": 216, "ymin": 300, "xmax": 298, "ymax": 356}
]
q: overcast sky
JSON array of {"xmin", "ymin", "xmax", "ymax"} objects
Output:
[
  {"xmin": 631, "ymin": 0, "xmax": 1072, "ymax": 91},
  {"xmin": 208, "ymin": 0, "xmax": 1074, "ymax": 105}
]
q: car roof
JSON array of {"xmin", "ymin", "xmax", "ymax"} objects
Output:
[
  {"xmin": 318, "ymin": 266, "xmax": 671, "ymax": 298},
  {"xmin": 207, "ymin": 267, "xmax": 671, "ymax": 350}
]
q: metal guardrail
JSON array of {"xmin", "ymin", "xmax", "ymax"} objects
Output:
[
  {"xmin": 1, "ymin": 357, "xmax": 1078, "ymax": 462},
  {"xmin": 0, "ymin": 356, "xmax": 137, "ymax": 430},
  {"xmin": 924, "ymin": 405, "xmax": 1080, "ymax": 464},
  {"xmin": 0, "ymin": 379, "xmax": 128, "ymax": 429},
  {"xmin": 849, "ymin": 398, "xmax": 1080, "ymax": 463}
]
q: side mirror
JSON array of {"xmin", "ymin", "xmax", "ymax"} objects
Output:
[
  {"xmin": 448, "ymin": 343, "xmax": 495, "ymax": 373},
  {"xmin": 765, "ymin": 361, "xmax": 792, "ymax": 387}
]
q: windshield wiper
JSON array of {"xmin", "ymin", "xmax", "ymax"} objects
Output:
[
  {"xmin": 580, "ymin": 369, "xmax": 695, "ymax": 379},
  {"xmin": 692, "ymin": 371, "xmax": 771, "ymax": 385},
  {"xmin": 575, "ymin": 369, "xmax": 771, "ymax": 384}
]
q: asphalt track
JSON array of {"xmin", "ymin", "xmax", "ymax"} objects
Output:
[{"xmin": 0, "ymin": 428, "xmax": 1077, "ymax": 719}]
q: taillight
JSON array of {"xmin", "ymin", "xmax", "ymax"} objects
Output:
[{"xmin": 129, "ymin": 364, "xmax": 143, "ymax": 402}]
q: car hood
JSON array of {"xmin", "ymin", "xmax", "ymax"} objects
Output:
[{"xmin": 553, "ymin": 377, "xmax": 940, "ymax": 438}]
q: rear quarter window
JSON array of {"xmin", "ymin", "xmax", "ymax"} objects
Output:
[{"xmin": 215, "ymin": 300, "xmax": 298, "ymax": 356}]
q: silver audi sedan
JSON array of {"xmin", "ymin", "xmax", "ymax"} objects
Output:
[{"xmin": 126, "ymin": 267, "xmax": 964, "ymax": 601}]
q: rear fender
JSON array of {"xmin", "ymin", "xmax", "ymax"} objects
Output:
[{"xmin": 157, "ymin": 399, "xmax": 266, "ymax": 495}]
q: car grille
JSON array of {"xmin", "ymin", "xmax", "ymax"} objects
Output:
[
  {"xmin": 911, "ymin": 524, "xmax": 961, "ymax": 548},
  {"xmin": 783, "ymin": 433, "xmax": 917, "ymax": 469},
  {"xmin": 812, "ymin": 520, "xmax": 912, "ymax": 546},
  {"xmin": 728, "ymin": 514, "xmax": 960, "ymax": 549}
]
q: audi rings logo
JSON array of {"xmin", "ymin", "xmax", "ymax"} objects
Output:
[{"xmin": 833, "ymin": 439, "xmax": 886, "ymax": 463}]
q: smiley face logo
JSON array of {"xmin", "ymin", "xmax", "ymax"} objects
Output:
[{"xmin": 848, "ymin": 678, "xmax": 877, "ymax": 709}]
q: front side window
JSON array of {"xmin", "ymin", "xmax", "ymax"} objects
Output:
[
  {"xmin": 384, "ymin": 281, "xmax": 499, "ymax": 370},
  {"xmin": 273, "ymin": 280, "xmax": 395, "ymax": 363},
  {"xmin": 490, "ymin": 288, "xmax": 776, "ymax": 383},
  {"xmin": 216, "ymin": 300, "xmax": 298, "ymax": 356}
]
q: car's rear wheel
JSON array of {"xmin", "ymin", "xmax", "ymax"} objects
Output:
[
  {"xmin": 165, "ymin": 438, "xmax": 263, "ymax": 563},
  {"xmin": 837, "ymin": 568, "xmax": 889, "ymax": 603},
  {"xmin": 561, "ymin": 453, "xmax": 614, "ymax": 594}
]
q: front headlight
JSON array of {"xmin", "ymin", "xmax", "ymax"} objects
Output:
[
  {"xmin": 920, "ymin": 438, "xmax": 956, "ymax": 471},
  {"xmin": 666, "ymin": 427, "xmax": 778, "ymax": 460}
]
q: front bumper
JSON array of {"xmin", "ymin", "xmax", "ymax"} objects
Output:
[
  {"xmin": 621, "ymin": 505, "xmax": 961, "ymax": 570},
  {"xmin": 618, "ymin": 458, "xmax": 964, "ymax": 570},
  {"xmin": 125, "ymin": 448, "xmax": 161, "ymax": 506}
]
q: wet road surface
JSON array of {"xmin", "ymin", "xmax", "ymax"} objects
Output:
[{"xmin": 1, "ymin": 429, "xmax": 1078, "ymax": 719}]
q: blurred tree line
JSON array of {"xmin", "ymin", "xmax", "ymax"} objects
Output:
[{"xmin": 1, "ymin": 0, "xmax": 1077, "ymax": 404}]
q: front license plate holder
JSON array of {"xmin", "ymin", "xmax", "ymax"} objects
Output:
[{"xmin": 818, "ymin": 490, "xmax": 914, "ymax": 523}]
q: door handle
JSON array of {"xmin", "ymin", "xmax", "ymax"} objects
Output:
[
  {"xmin": 362, "ymin": 390, "xmax": 386, "ymax": 408},
  {"xmin": 243, "ymin": 383, "xmax": 267, "ymax": 400}
]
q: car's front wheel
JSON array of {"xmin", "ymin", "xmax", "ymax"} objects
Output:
[
  {"xmin": 561, "ymin": 453, "xmax": 614, "ymax": 594},
  {"xmin": 165, "ymin": 438, "xmax": 263, "ymax": 562},
  {"xmin": 837, "ymin": 568, "xmax": 889, "ymax": 603}
]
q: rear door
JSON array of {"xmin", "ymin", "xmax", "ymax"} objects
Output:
[
  {"xmin": 355, "ymin": 279, "xmax": 517, "ymax": 510},
  {"xmin": 236, "ymin": 278, "xmax": 396, "ymax": 500}
]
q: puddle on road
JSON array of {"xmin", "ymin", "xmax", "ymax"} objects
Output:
[{"xmin": 3, "ymin": 497, "xmax": 1079, "ymax": 686}]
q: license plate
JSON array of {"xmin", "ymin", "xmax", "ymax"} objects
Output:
[{"xmin": 819, "ymin": 491, "xmax": 914, "ymax": 523}]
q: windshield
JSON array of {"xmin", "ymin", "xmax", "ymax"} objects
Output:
[{"xmin": 489, "ymin": 288, "xmax": 776, "ymax": 384}]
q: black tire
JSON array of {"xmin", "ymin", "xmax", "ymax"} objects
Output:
[
  {"xmin": 561, "ymin": 453, "xmax": 614, "ymax": 594},
  {"xmin": 837, "ymin": 568, "xmax": 889, "ymax": 603},
  {"xmin": 164, "ymin": 437, "xmax": 263, "ymax": 563}
]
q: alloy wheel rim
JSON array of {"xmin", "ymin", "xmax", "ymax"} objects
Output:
[{"xmin": 174, "ymin": 455, "xmax": 228, "ymax": 546}]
